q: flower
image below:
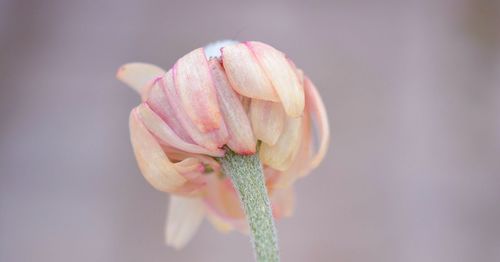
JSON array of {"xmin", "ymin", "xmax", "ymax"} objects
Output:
[{"xmin": 117, "ymin": 41, "xmax": 329, "ymax": 249}]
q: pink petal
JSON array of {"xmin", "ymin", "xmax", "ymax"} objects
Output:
[
  {"xmin": 174, "ymin": 48, "xmax": 222, "ymax": 132},
  {"xmin": 165, "ymin": 196, "xmax": 205, "ymax": 249},
  {"xmin": 163, "ymin": 70, "xmax": 229, "ymax": 151},
  {"xmin": 270, "ymin": 187, "xmax": 295, "ymax": 218},
  {"xmin": 304, "ymin": 77, "xmax": 330, "ymax": 169},
  {"xmin": 116, "ymin": 63, "xmax": 165, "ymax": 100},
  {"xmin": 129, "ymin": 109, "xmax": 187, "ymax": 193},
  {"xmin": 147, "ymin": 78, "xmax": 193, "ymax": 143},
  {"xmin": 208, "ymin": 59, "xmax": 256, "ymax": 155},
  {"xmin": 221, "ymin": 43, "xmax": 279, "ymax": 102},
  {"xmin": 136, "ymin": 103, "xmax": 224, "ymax": 157},
  {"xmin": 250, "ymin": 99, "xmax": 286, "ymax": 146},
  {"xmin": 260, "ymin": 115, "xmax": 303, "ymax": 171},
  {"xmin": 246, "ymin": 41, "xmax": 305, "ymax": 117}
]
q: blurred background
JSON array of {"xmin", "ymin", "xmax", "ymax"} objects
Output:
[{"xmin": 1, "ymin": 0, "xmax": 500, "ymax": 261}]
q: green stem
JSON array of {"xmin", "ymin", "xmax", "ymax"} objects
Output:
[{"xmin": 219, "ymin": 148, "xmax": 280, "ymax": 262}]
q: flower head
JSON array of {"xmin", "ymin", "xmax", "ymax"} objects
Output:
[{"xmin": 117, "ymin": 41, "xmax": 329, "ymax": 249}]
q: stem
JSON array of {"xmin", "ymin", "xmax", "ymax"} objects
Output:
[{"xmin": 219, "ymin": 148, "xmax": 280, "ymax": 262}]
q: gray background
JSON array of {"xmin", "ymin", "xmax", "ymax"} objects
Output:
[{"xmin": 1, "ymin": 0, "xmax": 500, "ymax": 261}]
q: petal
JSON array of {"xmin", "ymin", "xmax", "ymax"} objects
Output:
[
  {"xmin": 116, "ymin": 63, "xmax": 165, "ymax": 100},
  {"xmin": 275, "ymin": 113, "xmax": 313, "ymax": 188},
  {"xmin": 304, "ymin": 77, "xmax": 330, "ymax": 169},
  {"xmin": 208, "ymin": 59, "xmax": 256, "ymax": 154},
  {"xmin": 250, "ymin": 99, "xmax": 286, "ymax": 146},
  {"xmin": 246, "ymin": 41, "xmax": 305, "ymax": 117},
  {"xmin": 163, "ymin": 70, "xmax": 229, "ymax": 151},
  {"xmin": 271, "ymin": 187, "xmax": 295, "ymax": 218},
  {"xmin": 129, "ymin": 109, "xmax": 187, "ymax": 192},
  {"xmin": 221, "ymin": 43, "xmax": 279, "ymax": 101},
  {"xmin": 260, "ymin": 115, "xmax": 303, "ymax": 171},
  {"xmin": 202, "ymin": 176, "xmax": 248, "ymax": 233},
  {"xmin": 147, "ymin": 79, "xmax": 193, "ymax": 143},
  {"xmin": 165, "ymin": 196, "xmax": 205, "ymax": 249},
  {"xmin": 174, "ymin": 48, "xmax": 222, "ymax": 132},
  {"xmin": 135, "ymin": 103, "xmax": 224, "ymax": 157}
]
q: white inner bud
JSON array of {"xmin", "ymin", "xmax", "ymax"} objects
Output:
[{"xmin": 204, "ymin": 40, "xmax": 239, "ymax": 59}]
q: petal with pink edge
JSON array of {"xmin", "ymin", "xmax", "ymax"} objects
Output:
[
  {"xmin": 174, "ymin": 48, "xmax": 222, "ymax": 132},
  {"xmin": 163, "ymin": 70, "xmax": 228, "ymax": 151},
  {"xmin": 246, "ymin": 41, "xmax": 305, "ymax": 117},
  {"xmin": 165, "ymin": 196, "xmax": 205, "ymax": 249},
  {"xmin": 135, "ymin": 103, "xmax": 224, "ymax": 157},
  {"xmin": 221, "ymin": 43, "xmax": 279, "ymax": 102},
  {"xmin": 208, "ymin": 59, "xmax": 256, "ymax": 155}
]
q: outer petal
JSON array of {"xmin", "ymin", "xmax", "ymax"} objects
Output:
[
  {"xmin": 163, "ymin": 70, "xmax": 229, "ymax": 151},
  {"xmin": 135, "ymin": 102, "xmax": 223, "ymax": 157},
  {"xmin": 221, "ymin": 43, "xmax": 279, "ymax": 102},
  {"xmin": 174, "ymin": 48, "xmax": 222, "ymax": 132},
  {"xmin": 260, "ymin": 116, "xmax": 303, "ymax": 171},
  {"xmin": 208, "ymin": 59, "xmax": 256, "ymax": 155},
  {"xmin": 129, "ymin": 109, "xmax": 188, "ymax": 193},
  {"xmin": 250, "ymin": 99, "xmax": 286, "ymax": 146},
  {"xmin": 247, "ymin": 41, "xmax": 305, "ymax": 117},
  {"xmin": 165, "ymin": 196, "xmax": 205, "ymax": 249},
  {"xmin": 116, "ymin": 63, "xmax": 165, "ymax": 100},
  {"xmin": 304, "ymin": 77, "xmax": 330, "ymax": 169}
]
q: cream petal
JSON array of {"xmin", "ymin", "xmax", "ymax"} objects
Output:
[
  {"xmin": 136, "ymin": 103, "xmax": 224, "ymax": 157},
  {"xmin": 304, "ymin": 77, "xmax": 330, "ymax": 169},
  {"xmin": 275, "ymin": 114, "xmax": 313, "ymax": 188},
  {"xmin": 246, "ymin": 41, "xmax": 305, "ymax": 117},
  {"xmin": 221, "ymin": 43, "xmax": 279, "ymax": 102},
  {"xmin": 174, "ymin": 48, "xmax": 222, "ymax": 132},
  {"xmin": 260, "ymin": 116, "xmax": 303, "ymax": 171},
  {"xmin": 208, "ymin": 59, "xmax": 256, "ymax": 155},
  {"xmin": 116, "ymin": 63, "xmax": 165, "ymax": 100},
  {"xmin": 163, "ymin": 70, "xmax": 229, "ymax": 151},
  {"xmin": 129, "ymin": 109, "xmax": 187, "ymax": 193},
  {"xmin": 165, "ymin": 196, "xmax": 205, "ymax": 249},
  {"xmin": 250, "ymin": 99, "xmax": 286, "ymax": 146}
]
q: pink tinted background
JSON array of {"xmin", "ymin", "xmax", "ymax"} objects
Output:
[{"xmin": 1, "ymin": 0, "xmax": 499, "ymax": 261}]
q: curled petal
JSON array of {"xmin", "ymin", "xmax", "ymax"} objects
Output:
[
  {"xmin": 250, "ymin": 99, "xmax": 286, "ymax": 146},
  {"xmin": 165, "ymin": 196, "xmax": 205, "ymax": 249},
  {"xmin": 116, "ymin": 63, "xmax": 165, "ymax": 100},
  {"xmin": 304, "ymin": 77, "xmax": 330, "ymax": 169},
  {"xmin": 163, "ymin": 70, "xmax": 229, "ymax": 151},
  {"xmin": 260, "ymin": 116, "xmax": 303, "ymax": 171},
  {"xmin": 174, "ymin": 48, "xmax": 222, "ymax": 132},
  {"xmin": 129, "ymin": 109, "xmax": 190, "ymax": 193},
  {"xmin": 246, "ymin": 41, "xmax": 305, "ymax": 117},
  {"xmin": 208, "ymin": 59, "xmax": 256, "ymax": 155},
  {"xmin": 135, "ymin": 103, "xmax": 223, "ymax": 157},
  {"xmin": 221, "ymin": 43, "xmax": 279, "ymax": 102}
]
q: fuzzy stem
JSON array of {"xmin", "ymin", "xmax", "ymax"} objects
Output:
[{"xmin": 219, "ymin": 148, "xmax": 280, "ymax": 262}]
